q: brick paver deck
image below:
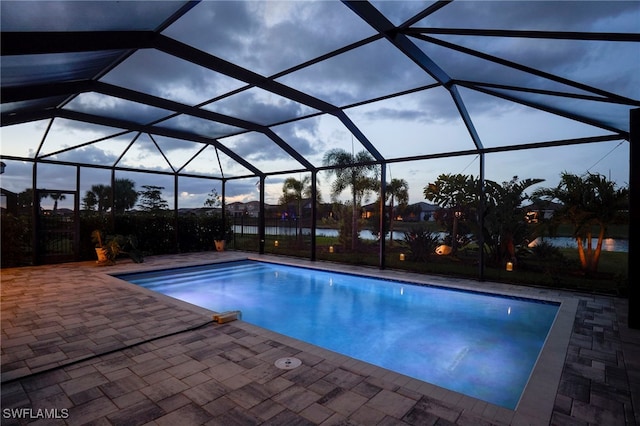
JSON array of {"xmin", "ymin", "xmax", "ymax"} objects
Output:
[{"xmin": 1, "ymin": 252, "xmax": 638, "ymax": 425}]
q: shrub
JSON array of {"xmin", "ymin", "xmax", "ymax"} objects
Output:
[
  {"xmin": 403, "ymin": 227, "xmax": 441, "ymax": 262},
  {"xmin": 529, "ymin": 240, "xmax": 565, "ymax": 261},
  {"xmin": 520, "ymin": 239, "xmax": 574, "ymax": 277},
  {"xmin": 0, "ymin": 212, "xmax": 32, "ymax": 267}
]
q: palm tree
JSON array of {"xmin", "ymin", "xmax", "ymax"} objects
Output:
[
  {"xmin": 48, "ymin": 192, "xmax": 66, "ymax": 213},
  {"xmin": 533, "ymin": 172, "xmax": 628, "ymax": 273},
  {"xmin": 113, "ymin": 178, "xmax": 138, "ymax": 213},
  {"xmin": 83, "ymin": 179, "xmax": 137, "ymax": 213},
  {"xmin": 279, "ymin": 176, "xmax": 311, "ymax": 240},
  {"xmin": 323, "ymin": 148, "xmax": 378, "ymax": 251},
  {"xmin": 483, "ymin": 176, "xmax": 544, "ymax": 265},
  {"xmin": 386, "ymin": 178, "xmax": 409, "ymax": 247},
  {"xmin": 279, "ymin": 176, "xmax": 312, "ymax": 221},
  {"xmin": 424, "ymin": 173, "xmax": 476, "ymax": 254},
  {"xmin": 84, "ymin": 184, "xmax": 111, "ymax": 212}
]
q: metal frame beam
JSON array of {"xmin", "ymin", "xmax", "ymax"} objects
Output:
[
  {"xmin": 0, "ymin": 1, "xmax": 636, "ymax": 273},
  {"xmin": 0, "ymin": 31, "xmax": 156, "ymax": 55},
  {"xmin": 342, "ymin": 1, "xmax": 484, "ymax": 151},
  {"xmin": 55, "ymin": 109, "xmax": 263, "ymax": 176},
  {"xmin": 629, "ymin": 108, "xmax": 639, "ymax": 329},
  {"xmin": 411, "ymin": 32, "xmax": 638, "ymax": 106},
  {"xmin": 155, "ymin": 35, "xmax": 339, "ymax": 115},
  {"xmin": 1, "ymin": 80, "xmax": 93, "ymax": 103},
  {"xmin": 405, "ymin": 27, "xmax": 640, "ymax": 42},
  {"xmin": 466, "ymin": 82, "xmax": 632, "ymax": 138}
]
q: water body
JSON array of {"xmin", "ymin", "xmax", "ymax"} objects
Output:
[{"xmin": 527, "ymin": 237, "xmax": 628, "ymax": 253}]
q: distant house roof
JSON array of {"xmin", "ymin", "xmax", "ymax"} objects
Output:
[
  {"xmin": 411, "ymin": 202, "xmax": 439, "ymax": 212},
  {"xmin": 362, "ymin": 201, "xmax": 439, "ymax": 212}
]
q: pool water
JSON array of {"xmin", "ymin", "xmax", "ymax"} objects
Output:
[{"xmin": 117, "ymin": 260, "xmax": 559, "ymax": 409}]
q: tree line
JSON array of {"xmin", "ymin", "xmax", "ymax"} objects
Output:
[
  {"xmin": 76, "ymin": 151, "xmax": 627, "ymax": 275},
  {"xmin": 82, "ymin": 179, "xmax": 169, "ymax": 212},
  {"xmin": 317, "ymin": 148, "xmax": 628, "ymax": 275}
]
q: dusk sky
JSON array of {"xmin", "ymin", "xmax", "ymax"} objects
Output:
[{"xmin": 1, "ymin": 0, "xmax": 637, "ymax": 211}]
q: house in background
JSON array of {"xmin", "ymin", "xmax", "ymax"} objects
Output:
[
  {"xmin": 402, "ymin": 202, "xmax": 439, "ymax": 222},
  {"xmin": 0, "ymin": 187, "xmax": 18, "ymax": 215},
  {"xmin": 361, "ymin": 201, "xmax": 439, "ymax": 222},
  {"xmin": 227, "ymin": 201, "xmax": 262, "ymax": 217},
  {"xmin": 524, "ymin": 200, "xmax": 562, "ymax": 223}
]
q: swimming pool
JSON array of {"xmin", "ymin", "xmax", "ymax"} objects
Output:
[{"xmin": 117, "ymin": 260, "xmax": 559, "ymax": 409}]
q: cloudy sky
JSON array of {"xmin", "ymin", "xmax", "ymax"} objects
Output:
[{"xmin": 1, "ymin": 0, "xmax": 637, "ymax": 211}]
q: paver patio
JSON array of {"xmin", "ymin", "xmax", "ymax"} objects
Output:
[{"xmin": 1, "ymin": 252, "xmax": 638, "ymax": 425}]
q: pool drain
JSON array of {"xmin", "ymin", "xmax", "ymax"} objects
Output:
[{"xmin": 274, "ymin": 357, "xmax": 302, "ymax": 370}]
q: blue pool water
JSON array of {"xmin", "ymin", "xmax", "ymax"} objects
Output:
[{"xmin": 117, "ymin": 260, "xmax": 559, "ymax": 409}]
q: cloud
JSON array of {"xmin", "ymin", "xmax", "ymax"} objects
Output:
[
  {"xmin": 165, "ymin": 1, "xmax": 431, "ymax": 107},
  {"xmin": 271, "ymin": 119, "xmax": 324, "ymax": 158},
  {"xmin": 424, "ymin": 1, "xmax": 637, "ymax": 32},
  {"xmin": 49, "ymin": 144, "xmax": 118, "ymax": 166},
  {"xmin": 362, "ymin": 107, "xmax": 436, "ymax": 123},
  {"xmin": 66, "ymin": 93, "xmax": 172, "ymax": 125},
  {"xmin": 418, "ymin": 2, "xmax": 638, "ymax": 95},
  {"xmin": 219, "ymin": 131, "xmax": 319, "ymax": 173},
  {"xmin": 61, "ymin": 1, "xmax": 639, "ymax": 144},
  {"xmin": 165, "ymin": 1, "xmax": 375, "ymax": 76},
  {"xmin": 156, "ymin": 114, "xmax": 243, "ymax": 140},
  {"xmin": 276, "ymin": 38, "xmax": 436, "ymax": 106},
  {"xmin": 103, "ymin": 50, "xmax": 243, "ymax": 106},
  {"xmin": 208, "ymin": 88, "xmax": 315, "ymax": 126},
  {"xmin": 220, "ymin": 133, "xmax": 279, "ymax": 162},
  {"xmin": 0, "ymin": 1, "xmax": 186, "ymax": 31}
]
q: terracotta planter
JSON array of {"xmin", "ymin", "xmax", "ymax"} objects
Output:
[
  {"xmin": 95, "ymin": 247, "xmax": 108, "ymax": 263},
  {"xmin": 214, "ymin": 240, "xmax": 225, "ymax": 252}
]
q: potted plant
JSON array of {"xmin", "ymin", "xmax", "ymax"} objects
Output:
[
  {"xmin": 91, "ymin": 230, "xmax": 144, "ymax": 265},
  {"xmin": 91, "ymin": 230, "xmax": 109, "ymax": 263},
  {"xmin": 212, "ymin": 215, "xmax": 232, "ymax": 252},
  {"xmin": 205, "ymin": 187, "xmax": 231, "ymax": 251}
]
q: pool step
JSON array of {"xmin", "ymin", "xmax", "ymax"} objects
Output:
[{"xmin": 125, "ymin": 262, "xmax": 267, "ymax": 288}]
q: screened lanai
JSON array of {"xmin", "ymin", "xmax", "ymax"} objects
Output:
[{"xmin": 1, "ymin": 1, "xmax": 638, "ymax": 325}]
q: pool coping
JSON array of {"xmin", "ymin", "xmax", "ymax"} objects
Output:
[{"xmin": 109, "ymin": 254, "xmax": 579, "ymax": 425}]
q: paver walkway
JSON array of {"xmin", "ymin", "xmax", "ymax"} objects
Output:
[{"xmin": 1, "ymin": 252, "xmax": 638, "ymax": 425}]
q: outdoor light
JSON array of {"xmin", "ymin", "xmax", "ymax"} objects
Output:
[
  {"xmin": 506, "ymin": 262, "xmax": 513, "ymax": 271},
  {"xmin": 274, "ymin": 240, "xmax": 279, "ymax": 247},
  {"xmin": 329, "ymin": 246, "xmax": 334, "ymax": 253},
  {"xmin": 399, "ymin": 253, "xmax": 405, "ymax": 261}
]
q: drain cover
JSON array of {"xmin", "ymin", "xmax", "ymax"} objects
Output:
[{"xmin": 274, "ymin": 357, "xmax": 302, "ymax": 370}]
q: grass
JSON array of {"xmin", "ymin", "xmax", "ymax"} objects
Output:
[{"xmin": 389, "ymin": 221, "xmax": 630, "ymax": 239}]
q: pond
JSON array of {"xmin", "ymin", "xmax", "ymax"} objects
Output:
[{"xmin": 358, "ymin": 231, "xmax": 628, "ymax": 253}]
